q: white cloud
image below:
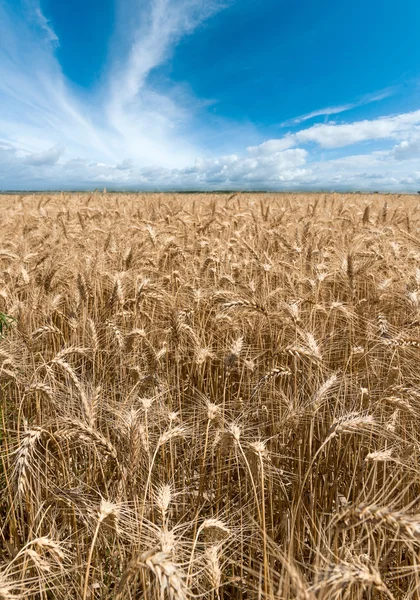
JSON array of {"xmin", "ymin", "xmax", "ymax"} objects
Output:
[
  {"xmin": 33, "ymin": 5, "xmax": 59, "ymax": 46},
  {"xmin": 249, "ymin": 110, "xmax": 420, "ymax": 153},
  {"xmin": 247, "ymin": 138, "xmax": 296, "ymax": 155},
  {"xmin": 299, "ymin": 150, "xmax": 420, "ymax": 191},
  {"xmin": 0, "ymin": 143, "xmax": 310, "ymax": 189},
  {"xmin": 291, "ymin": 104, "xmax": 356, "ymax": 124},
  {"xmin": 286, "ymin": 87, "xmax": 395, "ymax": 126},
  {"xmin": 115, "ymin": 159, "xmax": 135, "ymax": 171},
  {"xmin": 186, "ymin": 148, "xmax": 308, "ymax": 183},
  {"xmin": 23, "ymin": 145, "xmax": 64, "ymax": 166},
  {"xmin": 295, "ymin": 111, "xmax": 420, "ymax": 148},
  {"xmin": 2, "ymin": 126, "xmax": 420, "ymax": 192},
  {"xmin": 392, "ymin": 137, "xmax": 420, "ymax": 160},
  {"xmin": 2, "ymin": 146, "xmax": 420, "ymax": 192}
]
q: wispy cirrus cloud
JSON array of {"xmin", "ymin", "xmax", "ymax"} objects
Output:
[
  {"xmin": 33, "ymin": 4, "xmax": 59, "ymax": 46},
  {"xmin": 0, "ymin": 0, "xmax": 227, "ymax": 170},
  {"xmin": 0, "ymin": 0, "xmax": 114, "ymax": 161},
  {"xmin": 105, "ymin": 0, "xmax": 227, "ymax": 167},
  {"xmin": 281, "ymin": 87, "xmax": 396, "ymax": 126}
]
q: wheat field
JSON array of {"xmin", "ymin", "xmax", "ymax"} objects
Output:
[{"xmin": 2, "ymin": 191, "xmax": 420, "ymax": 599}]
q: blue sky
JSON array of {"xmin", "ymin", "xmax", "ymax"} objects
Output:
[{"xmin": 1, "ymin": 0, "xmax": 420, "ymax": 191}]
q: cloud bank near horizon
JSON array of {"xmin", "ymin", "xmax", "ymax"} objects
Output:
[{"xmin": 1, "ymin": 0, "xmax": 420, "ymax": 191}]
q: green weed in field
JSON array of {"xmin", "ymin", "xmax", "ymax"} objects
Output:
[{"xmin": 0, "ymin": 312, "xmax": 15, "ymax": 339}]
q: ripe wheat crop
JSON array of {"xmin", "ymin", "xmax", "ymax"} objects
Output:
[{"xmin": 1, "ymin": 191, "xmax": 420, "ymax": 599}]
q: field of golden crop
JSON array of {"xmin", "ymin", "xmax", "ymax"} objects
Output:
[{"xmin": 2, "ymin": 191, "xmax": 420, "ymax": 599}]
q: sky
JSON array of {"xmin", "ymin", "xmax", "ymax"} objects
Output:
[{"xmin": 1, "ymin": 0, "xmax": 420, "ymax": 191}]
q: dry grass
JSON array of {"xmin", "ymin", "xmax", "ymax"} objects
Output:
[{"xmin": 1, "ymin": 191, "xmax": 420, "ymax": 599}]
